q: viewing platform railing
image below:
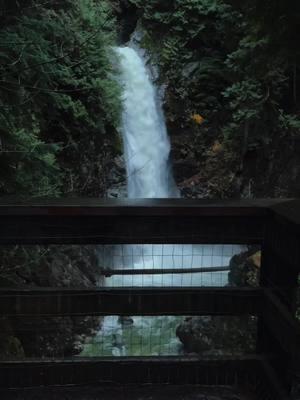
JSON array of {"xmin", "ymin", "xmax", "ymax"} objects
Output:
[{"xmin": 0, "ymin": 199, "xmax": 299, "ymax": 400}]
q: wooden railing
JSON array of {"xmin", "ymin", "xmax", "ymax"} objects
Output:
[{"xmin": 0, "ymin": 198, "xmax": 299, "ymax": 400}]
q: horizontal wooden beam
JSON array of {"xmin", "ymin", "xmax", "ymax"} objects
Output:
[
  {"xmin": 0, "ymin": 386, "xmax": 250, "ymax": 400},
  {"xmin": 270, "ymin": 199, "xmax": 300, "ymax": 234},
  {"xmin": 0, "ymin": 287, "xmax": 262, "ymax": 316},
  {"xmin": 0, "ymin": 215, "xmax": 266, "ymax": 245},
  {"xmin": 0, "ymin": 198, "xmax": 280, "ymax": 244},
  {"xmin": 257, "ymin": 358, "xmax": 291, "ymax": 400},
  {"xmin": 262, "ymin": 290, "xmax": 300, "ymax": 368},
  {"xmin": 0, "ymin": 384, "xmax": 274, "ymax": 400},
  {"xmin": 0, "ymin": 198, "xmax": 285, "ymax": 216},
  {"xmin": 0, "ymin": 356, "xmax": 290, "ymax": 399},
  {"xmin": 0, "ymin": 356, "xmax": 261, "ymax": 388}
]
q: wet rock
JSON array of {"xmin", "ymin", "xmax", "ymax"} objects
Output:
[
  {"xmin": 109, "ymin": 0, "xmax": 139, "ymax": 43},
  {"xmin": 73, "ymin": 341, "xmax": 84, "ymax": 353},
  {"xmin": 106, "ymin": 184, "xmax": 127, "ymax": 198},
  {"xmin": 11, "ymin": 315, "xmax": 101, "ymax": 358},
  {"xmin": 173, "ymin": 159, "xmax": 199, "ymax": 183},
  {"xmin": 176, "ymin": 316, "xmax": 256, "ymax": 356},
  {"xmin": 0, "ymin": 245, "xmax": 104, "ymax": 358},
  {"xmin": 228, "ymin": 247, "xmax": 261, "ymax": 287},
  {"xmin": 112, "ymin": 333, "xmax": 124, "ymax": 348},
  {"xmin": 118, "ymin": 316, "xmax": 134, "ymax": 326},
  {"xmin": 106, "ymin": 155, "xmax": 127, "ymax": 197},
  {"xmin": 0, "ymin": 321, "xmax": 24, "ymax": 360}
]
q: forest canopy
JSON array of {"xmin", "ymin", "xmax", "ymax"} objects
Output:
[
  {"xmin": 0, "ymin": 0, "xmax": 121, "ymax": 198},
  {"xmin": 0, "ymin": 0, "xmax": 300, "ymax": 198}
]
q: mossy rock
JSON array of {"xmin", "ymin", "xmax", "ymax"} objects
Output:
[
  {"xmin": 176, "ymin": 316, "xmax": 256, "ymax": 356},
  {"xmin": 0, "ymin": 335, "xmax": 24, "ymax": 359},
  {"xmin": 228, "ymin": 248, "xmax": 261, "ymax": 287}
]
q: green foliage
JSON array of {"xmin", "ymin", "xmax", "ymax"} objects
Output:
[
  {"xmin": 132, "ymin": 0, "xmax": 300, "ymax": 195},
  {"xmin": 0, "ymin": 0, "xmax": 121, "ymax": 197},
  {"xmin": 279, "ymin": 112, "xmax": 300, "ymax": 137}
]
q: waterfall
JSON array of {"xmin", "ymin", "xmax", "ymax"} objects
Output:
[
  {"xmin": 95, "ymin": 46, "xmax": 183, "ymax": 357},
  {"xmin": 115, "ymin": 46, "xmax": 179, "ymax": 199},
  {"xmin": 84, "ymin": 46, "xmax": 242, "ymax": 358}
]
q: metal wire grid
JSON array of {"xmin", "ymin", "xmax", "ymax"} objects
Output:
[
  {"xmin": 0, "ymin": 243, "xmax": 251, "ymax": 288},
  {"xmin": 82, "ymin": 315, "xmax": 183, "ymax": 357},
  {"xmin": 98, "ymin": 244, "xmax": 246, "ymax": 287},
  {"xmin": 0, "ymin": 315, "xmax": 257, "ymax": 360},
  {"xmin": 0, "ymin": 243, "xmax": 257, "ymax": 361}
]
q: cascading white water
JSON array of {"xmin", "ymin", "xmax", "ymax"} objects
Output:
[
  {"xmin": 83, "ymin": 45, "xmax": 243, "ymax": 358},
  {"xmin": 102, "ymin": 46, "xmax": 180, "ymax": 292},
  {"xmin": 109, "ymin": 46, "xmax": 234, "ymax": 286},
  {"xmin": 115, "ymin": 46, "xmax": 179, "ymax": 198},
  {"xmin": 96, "ymin": 46, "xmax": 182, "ymax": 357}
]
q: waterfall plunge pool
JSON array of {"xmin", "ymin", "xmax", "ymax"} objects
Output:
[{"xmin": 80, "ymin": 244, "xmax": 249, "ymax": 358}]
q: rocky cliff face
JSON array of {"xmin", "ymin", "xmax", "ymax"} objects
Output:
[
  {"xmin": 0, "ymin": 245, "xmax": 102, "ymax": 288},
  {"xmin": 164, "ymin": 67, "xmax": 300, "ymax": 199},
  {"xmin": 114, "ymin": 2, "xmax": 300, "ymax": 200},
  {"xmin": 0, "ymin": 245, "xmax": 103, "ymax": 359},
  {"xmin": 109, "ymin": 0, "xmax": 139, "ymax": 43}
]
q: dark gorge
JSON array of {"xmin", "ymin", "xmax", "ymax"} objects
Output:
[{"xmin": 0, "ymin": 1, "xmax": 299, "ymax": 399}]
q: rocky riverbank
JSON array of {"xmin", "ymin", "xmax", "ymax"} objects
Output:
[
  {"xmin": 176, "ymin": 247, "xmax": 260, "ymax": 356},
  {"xmin": 176, "ymin": 316, "xmax": 256, "ymax": 356},
  {"xmin": 0, "ymin": 245, "xmax": 103, "ymax": 359}
]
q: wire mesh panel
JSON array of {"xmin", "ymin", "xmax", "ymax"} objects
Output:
[
  {"xmin": 0, "ymin": 242, "xmax": 260, "ymax": 363},
  {"xmin": 0, "ymin": 315, "xmax": 257, "ymax": 360},
  {"xmin": 0, "ymin": 244, "xmax": 260, "ymax": 289},
  {"xmin": 81, "ymin": 315, "xmax": 257, "ymax": 358},
  {"xmin": 99, "ymin": 244, "xmax": 256, "ymax": 288},
  {"xmin": 82, "ymin": 315, "xmax": 183, "ymax": 357}
]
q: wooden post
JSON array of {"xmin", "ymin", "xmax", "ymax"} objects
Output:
[{"xmin": 258, "ymin": 200, "xmax": 300, "ymax": 392}]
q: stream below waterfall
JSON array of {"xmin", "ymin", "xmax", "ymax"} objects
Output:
[
  {"xmin": 81, "ymin": 244, "xmax": 243, "ymax": 357},
  {"xmin": 80, "ymin": 46, "xmax": 244, "ymax": 357}
]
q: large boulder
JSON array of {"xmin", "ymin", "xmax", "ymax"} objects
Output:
[
  {"xmin": 228, "ymin": 247, "xmax": 261, "ymax": 287},
  {"xmin": 11, "ymin": 316, "xmax": 101, "ymax": 358},
  {"xmin": 176, "ymin": 316, "xmax": 256, "ymax": 356},
  {"xmin": 0, "ymin": 245, "xmax": 104, "ymax": 358}
]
